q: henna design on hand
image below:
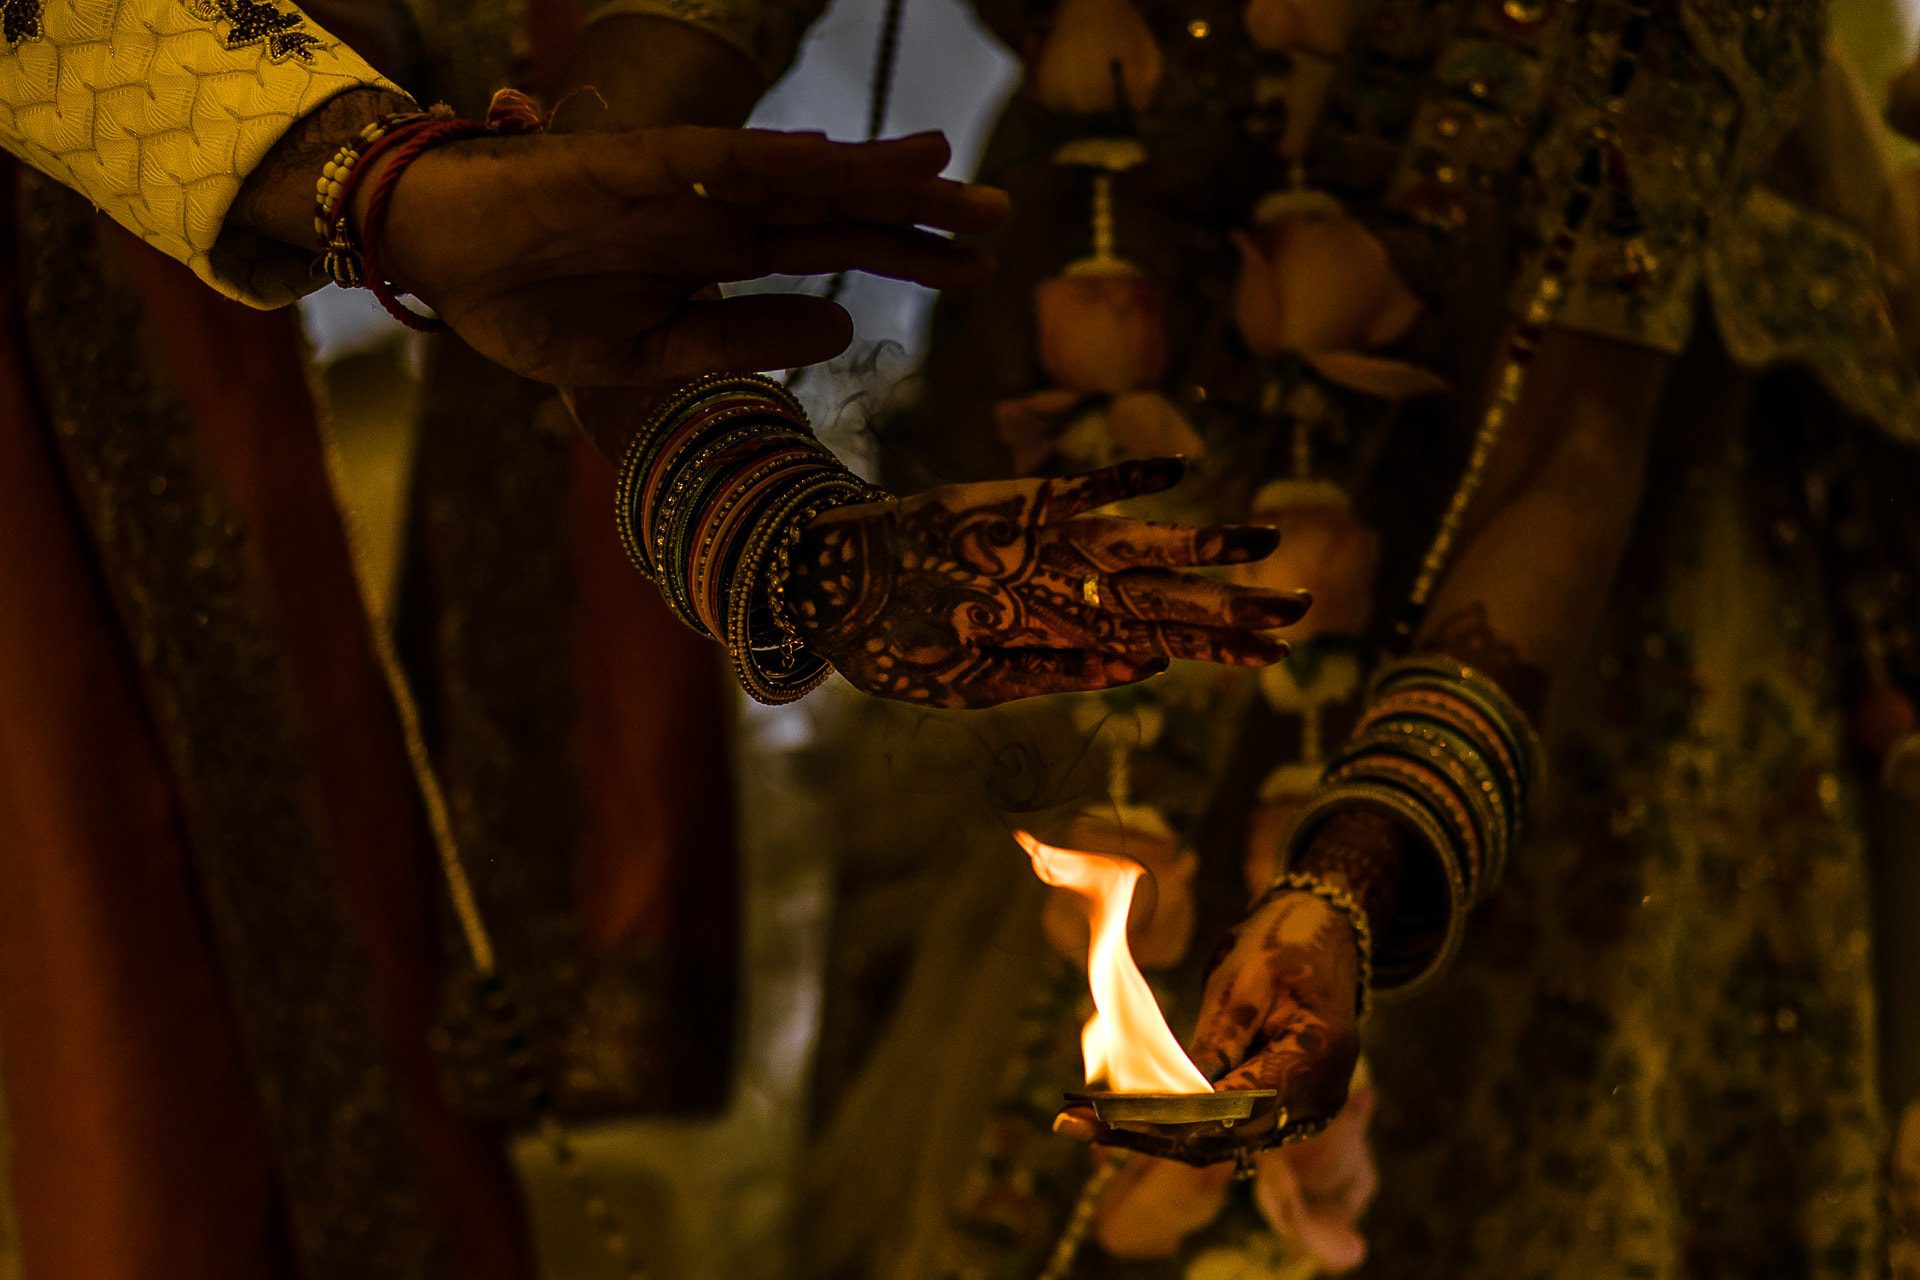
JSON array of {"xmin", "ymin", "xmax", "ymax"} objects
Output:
[
  {"xmin": 1420, "ymin": 601, "xmax": 1549, "ymax": 720},
  {"xmin": 783, "ymin": 459, "xmax": 1312, "ymax": 709}
]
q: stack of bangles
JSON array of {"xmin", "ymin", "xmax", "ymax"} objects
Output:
[
  {"xmin": 1279, "ymin": 656, "xmax": 1544, "ymax": 998},
  {"xmin": 613, "ymin": 373, "xmax": 885, "ymax": 705},
  {"xmin": 314, "ymin": 89, "xmax": 545, "ymax": 330}
]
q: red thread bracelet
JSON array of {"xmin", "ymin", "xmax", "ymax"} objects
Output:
[{"xmin": 330, "ymin": 89, "xmax": 548, "ymax": 332}]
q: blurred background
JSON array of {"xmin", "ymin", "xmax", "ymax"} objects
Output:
[{"xmin": 302, "ymin": 0, "xmax": 1920, "ymax": 1274}]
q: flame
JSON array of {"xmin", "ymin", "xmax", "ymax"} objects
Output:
[{"xmin": 1017, "ymin": 829, "xmax": 1212, "ymax": 1094}]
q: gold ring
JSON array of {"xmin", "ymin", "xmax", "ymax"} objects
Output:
[
  {"xmin": 1081, "ymin": 574, "xmax": 1102, "ymax": 608},
  {"xmin": 691, "ymin": 180, "xmax": 711, "ymax": 199}
]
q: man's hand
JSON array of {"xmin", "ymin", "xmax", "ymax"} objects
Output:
[
  {"xmin": 369, "ymin": 126, "xmax": 1006, "ymax": 387},
  {"xmin": 783, "ymin": 458, "xmax": 1310, "ymax": 709},
  {"xmin": 233, "ymin": 91, "xmax": 1008, "ymax": 387}
]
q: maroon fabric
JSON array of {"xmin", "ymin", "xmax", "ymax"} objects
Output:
[{"xmin": 0, "ymin": 206, "xmax": 539, "ymax": 1275}]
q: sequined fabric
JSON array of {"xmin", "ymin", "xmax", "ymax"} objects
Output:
[{"xmin": 798, "ymin": 1, "xmax": 1917, "ymax": 1276}]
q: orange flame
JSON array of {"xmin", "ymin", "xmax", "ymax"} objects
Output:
[{"xmin": 1017, "ymin": 829, "xmax": 1212, "ymax": 1094}]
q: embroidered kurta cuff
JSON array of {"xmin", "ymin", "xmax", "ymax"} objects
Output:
[{"xmin": 0, "ymin": 0, "xmax": 405, "ymax": 306}]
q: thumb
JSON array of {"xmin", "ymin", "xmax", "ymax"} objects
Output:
[{"xmin": 629, "ymin": 293, "xmax": 854, "ymax": 385}]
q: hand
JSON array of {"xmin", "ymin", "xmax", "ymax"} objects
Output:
[
  {"xmin": 369, "ymin": 127, "xmax": 1008, "ymax": 386},
  {"xmin": 782, "ymin": 457, "xmax": 1311, "ymax": 709},
  {"xmin": 1054, "ymin": 888, "xmax": 1362, "ymax": 1165}
]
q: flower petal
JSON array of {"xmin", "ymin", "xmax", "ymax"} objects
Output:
[
  {"xmin": 1266, "ymin": 215, "xmax": 1407, "ymax": 353},
  {"xmin": 1030, "ymin": 0, "xmax": 1164, "ymax": 113},
  {"xmin": 1304, "ymin": 351, "xmax": 1449, "ymax": 399},
  {"xmin": 1108, "ymin": 391, "xmax": 1207, "ymax": 461},
  {"xmin": 1093, "ymin": 1156, "xmax": 1235, "ymax": 1259}
]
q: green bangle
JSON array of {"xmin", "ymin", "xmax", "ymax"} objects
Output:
[{"xmin": 1282, "ymin": 781, "xmax": 1470, "ymax": 1000}]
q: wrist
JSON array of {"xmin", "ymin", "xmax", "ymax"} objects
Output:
[
  {"xmin": 784, "ymin": 503, "xmax": 893, "ymax": 650},
  {"xmin": 1292, "ymin": 809, "xmax": 1408, "ymax": 926},
  {"xmin": 233, "ymin": 88, "xmax": 417, "ymax": 250}
]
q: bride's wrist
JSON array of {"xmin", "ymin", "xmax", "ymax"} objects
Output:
[
  {"xmin": 1291, "ymin": 809, "xmax": 1408, "ymax": 927},
  {"xmin": 782, "ymin": 504, "xmax": 893, "ymax": 650}
]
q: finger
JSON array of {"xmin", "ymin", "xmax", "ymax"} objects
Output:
[
  {"xmin": 1038, "ymin": 457, "xmax": 1188, "ymax": 520},
  {"xmin": 1215, "ymin": 1052, "xmax": 1350, "ymax": 1140},
  {"xmin": 1061, "ymin": 518, "xmax": 1281, "ymax": 571},
  {"xmin": 1102, "ymin": 570, "xmax": 1312, "ymax": 629},
  {"xmin": 1210, "ymin": 1016, "xmax": 1359, "ymax": 1140},
  {"xmin": 619, "ymin": 128, "xmax": 1009, "ymax": 232},
  {"xmin": 1053, "ymin": 1108, "xmax": 1277, "ymax": 1167},
  {"xmin": 1187, "ymin": 968, "xmax": 1267, "ymax": 1084},
  {"xmin": 661, "ymin": 127, "xmax": 946, "ymax": 194},
  {"xmin": 1089, "ymin": 621, "xmax": 1290, "ymax": 668},
  {"xmin": 749, "ymin": 224, "xmax": 995, "ymax": 291},
  {"xmin": 960, "ymin": 647, "xmax": 1168, "ymax": 706},
  {"xmin": 746, "ymin": 176, "xmax": 1011, "ymax": 235},
  {"xmin": 635, "ymin": 293, "xmax": 854, "ymax": 382}
]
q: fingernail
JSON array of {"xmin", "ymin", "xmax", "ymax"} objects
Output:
[
  {"xmin": 1238, "ymin": 590, "xmax": 1311, "ymax": 628},
  {"xmin": 1053, "ymin": 1113, "xmax": 1099, "ymax": 1142},
  {"xmin": 1220, "ymin": 525, "xmax": 1281, "ymax": 561},
  {"xmin": 1241, "ymin": 640, "xmax": 1289, "ymax": 667}
]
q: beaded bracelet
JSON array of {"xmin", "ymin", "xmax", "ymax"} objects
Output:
[
  {"xmin": 1248, "ymin": 870, "xmax": 1375, "ymax": 1022},
  {"xmin": 315, "ymin": 105, "xmax": 446, "ymax": 287},
  {"xmin": 317, "ymin": 90, "xmax": 547, "ymax": 329}
]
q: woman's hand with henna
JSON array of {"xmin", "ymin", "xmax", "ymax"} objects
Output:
[
  {"xmin": 783, "ymin": 458, "xmax": 1312, "ymax": 708},
  {"xmin": 1054, "ymin": 888, "xmax": 1363, "ymax": 1166}
]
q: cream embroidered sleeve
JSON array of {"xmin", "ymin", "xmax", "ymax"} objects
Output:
[{"xmin": 0, "ymin": 0, "xmax": 404, "ymax": 306}]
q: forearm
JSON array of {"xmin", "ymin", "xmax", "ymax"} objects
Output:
[
  {"xmin": 1411, "ymin": 332, "xmax": 1667, "ymax": 719},
  {"xmin": 230, "ymin": 86, "xmax": 417, "ymax": 252},
  {"xmin": 552, "ymin": 16, "xmax": 766, "ymax": 132},
  {"xmin": 1294, "ymin": 331, "xmax": 1668, "ymax": 964}
]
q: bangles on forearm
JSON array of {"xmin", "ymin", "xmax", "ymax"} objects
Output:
[
  {"xmin": 613, "ymin": 372, "xmax": 884, "ymax": 704},
  {"xmin": 1276, "ymin": 655, "xmax": 1544, "ymax": 997}
]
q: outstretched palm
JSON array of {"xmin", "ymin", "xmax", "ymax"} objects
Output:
[{"xmin": 784, "ymin": 458, "xmax": 1312, "ymax": 709}]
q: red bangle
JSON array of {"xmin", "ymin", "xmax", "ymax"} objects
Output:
[{"xmin": 329, "ymin": 89, "xmax": 548, "ymax": 332}]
